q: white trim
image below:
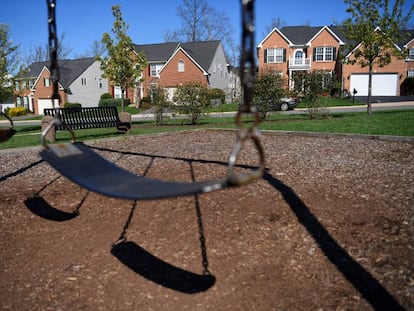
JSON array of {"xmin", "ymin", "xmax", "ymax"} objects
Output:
[
  {"xmin": 257, "ymin": 27, "xmax": 293, "ymax": 48},
  {"xmin": 307, "ymin": 25, "xmax": 345, "ymax": 46},
  {"xmin": 33, "ymin": 66, "xmax": 64, "ymax": 91},
  {"xmin": 159, "ymin": 46, "xmax": 208, "ymax": 75}
]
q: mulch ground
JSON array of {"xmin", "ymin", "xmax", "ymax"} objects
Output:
[{"xmin": 1, "ymin": 129, "xmax": 413, "ymax": 310}]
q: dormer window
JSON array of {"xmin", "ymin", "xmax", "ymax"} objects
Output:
[{"xmin": 178, "ymin": 60, "xmax": 185, "ymax": 72}]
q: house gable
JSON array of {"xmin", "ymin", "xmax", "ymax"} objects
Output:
[
  {"xmin": 158, "ymin": 47, "xmax": 208, "ymax": 88},
  {"xmin": 307, "ymin": 26, "xmax": 345, "ymax": 46}
]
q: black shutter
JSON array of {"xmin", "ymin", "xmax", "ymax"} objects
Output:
[
  {"xmin": 313, "ymin": 48, "xmax": 316, "ymax": 61},
  {"xmin": 283, "ymin": 48, "xmax": 286, "ymax": 62},
  {"xmin": 333, "ymin": 47, "xmax": 337, "ymax": 61},
  {"xmin": 264, "ymin": 49, "xmax": 268, "ymax": 63}
]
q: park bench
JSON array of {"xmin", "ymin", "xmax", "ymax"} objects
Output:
[{"xmin": 42, "ymin": 106, "xmax": 131, "ymax": 142}]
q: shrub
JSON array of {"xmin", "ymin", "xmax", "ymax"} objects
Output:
[
  {"xmin": 64, "ymin": 102, "xmax": 82, "ymax": 108},
  {"xmin": 173, "ymin": 82, "xmax": 209, "ymax": 125},
  {"xmin": 149, "ymin": 86, "xmax": 171, "ymax": 126},
  {"xmin": 7, "ymin": 106, "xmax": 27, "ymax": 117},
  {"xmin": 100, "ymin": 93, "xmax": 113, "ymax": 100},
  {"xmin": 208, "ymin": 88, "xmax": 225, "ymax": 106},
  {"xmin": 99, "ymin": 98, "xmax": 130, "ymax": 107},
  {"xmin": 254, "ymin": 72, "xmax": 285, "ymax": 120}
]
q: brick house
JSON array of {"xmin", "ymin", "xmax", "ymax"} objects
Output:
[
  {"xmin": 14, "ymin": 58, "xmax": 108, "ymax": 115},
  {"xmin": 257, "ymin": 25, "xmax": 414, "ymax": 96},
  {"xmin": 133, "ymin": 40, "xmax": 232, "ymax": 102}
]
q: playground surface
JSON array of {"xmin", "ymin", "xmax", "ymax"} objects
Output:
[{"xmin": 1, "ymin": 129, "xmax": 413, "ymax": 310}]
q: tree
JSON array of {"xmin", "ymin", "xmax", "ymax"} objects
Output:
[
  {"xmin": 26, "ymin": 33, "xmax": 73, "ymax": 63},
  {"xmin": 149, "ymin": 86, "xmax": 171, "ymax": 126},
  {"xmin": 0, "ymin": 24, "xmax": 20, "ymax": 105},
  {"xmin": 343, "ymin": 0, "xmax": 414, "ymax": 115},
  {"xmin": 263, "ymin": 17, "xmax": 286, "ymax": 36},
  {"xmin": 292, "ymin": 71, "xmax": 331, "ymax": 119},
  {"xmin": 98, "ymin": 5, "xmax": 147, "ymax": 111},
  {"xmin": 170, "ymin": 0, "xmax": 236, "ymax": 65},
  {"xmin": 173, "ymin": 82, "xmax": 209, "ymax": 125},
  {"xmin": 253, "ymin": 72, "xmax": 285, "ymax": 120}
]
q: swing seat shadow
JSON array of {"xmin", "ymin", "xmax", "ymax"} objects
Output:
[
  {"xmin": 24, "ymin": 196, "xmax": 79, "ymax": 222},
  {"xmin": 111, "ymin": 241, "xmax": 216, "ymax": 294}
]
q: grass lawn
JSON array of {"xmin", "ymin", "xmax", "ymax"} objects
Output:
[{"xmin": 1, "ymin": 109, "xmax": 413, "ymax": 150}]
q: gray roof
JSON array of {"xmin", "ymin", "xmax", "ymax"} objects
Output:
[
  {"xmin": 180, "ymin": 41, "xmax": 221, "ymax": 71},
  {"xmin": 134, "ymin": 40, "xmax": 221, "ymax": 71},
  {"xmin": 23, "ymin": 57, "xmax": 96, "ymax": 89},
  {"xmin": 133, "ymin": 42, "xmax": 179, "ymax": 62},
  {"xmin": 279, "ymin": 26, "xmax": 348, "ymax": 45}
]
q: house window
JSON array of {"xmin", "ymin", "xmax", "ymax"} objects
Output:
[
  {"xmin": 29, "ymin": 79, "xmax": 35, "ymax": 89},
  {"xmin": 313, "ymin": 46, "xmax": 336, "ymax": 62},
  {"xmin": 150, "ymin": 63, "xmax": 163, "ymax": 77},
  {"xmin": 266, "ymin": 48, "xmax": 286, "ymax": 63},
  {"xmin": 44, "ymin": 77, "xmax": 51, "ymax": 87},
  {"xmin": 14, "ymin": 81, "xmax": 20, "ymax": 91},
  {"xmin": 294, "ymin": 50, "xmax": 304, "ymax": 65},
  {"xmin": 16, "ymin": 97, "xmax": 22, "ymax": 107},
  {"xmin": 408, "ymin": 70, "xmax": 414, "ymax": 77},
  {"xmin": 81, "ymin": 78, "xmax": 87, "ymax": 85},
  {"xmin": 409, "ymin": 48, "xmax": 414, "ymax": 60},
  {"xmin": 23, "ymin": 96, "xmax": 29, "ymax": 109},
  {"xmin": 178, "ymin": 60, "xmax": 185, "ymax": 72}
]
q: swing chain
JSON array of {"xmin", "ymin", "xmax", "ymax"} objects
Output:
[
  {"xmin": 228, "ymin": 0, "xmax": 265, "ymax": 185},
  {"xmin": 47, "ymin": 0, "xmax": 60, "ymax": 104},
  {"xmin": 43, "ymin": 0, "xmax": 77, "ymax": 147}
]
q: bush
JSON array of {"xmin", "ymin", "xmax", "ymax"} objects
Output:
[
  {"xmin": 99, "ymin": 98, "xmax": 131, "ymax": 107},
  {"xmin": 173, "ymin": 82, "xmax": 209, "ymax": 125},
  {"xmin": 208, "ymin": 88, "xmax": 225, "ymax": 106},
  {"xmin": 149, "ymin": 86, "xmax": 171, "ymax": 126},
  {"xmin": 7, "ymin": 106, "xmax": 27, "ymax": 117},
  {"xmin": 100, "ymin": 93, "xmax": 113, "ymax": 100},
  {"xmin": 64, "ymin": 102, "xmax": 82, "ymax": 108}
]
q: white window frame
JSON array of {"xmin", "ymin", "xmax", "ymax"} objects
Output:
[
  {"xmin": 408, "ymin": 69, "xmax": 414, "ymax": 77},
  {"xmin": 266, "ymin": 48, "xmax": 284, "ymax": 63},
  {"xmin": 44, "ymin": 77, "xmax": 51, "ymax": 87},
  {"xmin": 150, "ymin": 63, "xmax": 163, "ymax": 77},
  {"xmin": 178, "ymin": 60, "xmax": 185, "ymax": 72},
  {"xmin": 315, "ymin": 46, "xmax": 334, "ymax": 62}
]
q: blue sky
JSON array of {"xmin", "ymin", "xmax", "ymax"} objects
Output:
[{"xmin": 1, "ymin": 0, "xmax": 413, "ymax": 60}]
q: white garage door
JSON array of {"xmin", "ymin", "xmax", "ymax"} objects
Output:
[
  {"xmin": 350, "ymin": 74, "xmax": 398, "ymax": 96},
  {"xmin": 37, "ymin": 99, "xmax": 57, "ymax": 114}
]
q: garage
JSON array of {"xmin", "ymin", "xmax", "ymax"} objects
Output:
[
  {"xmin": 37, "ymin": 99, "xmax": 55, "ymax": 115},
  {"xmin": 349, "ymin": 73, "xmax": 398, "ymax": 96}
]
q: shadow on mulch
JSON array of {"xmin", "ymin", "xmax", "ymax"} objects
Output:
[{"xmin": 15, "ymin": 146, "xmax": 404, "ymax": 308}]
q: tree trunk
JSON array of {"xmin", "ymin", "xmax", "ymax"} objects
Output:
[
  {"xmin": 121, "ymin": 89, "xmax": 125, "ymax": 112},
  {"xmin": 367, "ymin": 65, "xmax": 373, "ymax": 116}
]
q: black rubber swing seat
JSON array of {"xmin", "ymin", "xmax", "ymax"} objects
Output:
[{"xmin": 39, "ymin": 142, "xmax": 230, "ymax": 200}]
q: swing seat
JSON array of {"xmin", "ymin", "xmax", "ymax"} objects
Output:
[{"xmin": 40, "ymin": 142, "xmax": 230, "ymax": 200}]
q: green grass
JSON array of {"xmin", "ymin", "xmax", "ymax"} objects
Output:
[
  {"xmin": 258, "ymin": 110, "xmax": 414, "ymax": 136},
  {"xmin": 1, "ymin": 110, "xmax": 413, "ymax": 150}
]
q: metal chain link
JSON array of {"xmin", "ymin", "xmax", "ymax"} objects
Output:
[
  {"xmin": 47, "ymin": 0, "xmax": 60, "ymax": 105},
  {"xmin": 227, "ymin": 0, "xmax": 265, "ymax": 185}
]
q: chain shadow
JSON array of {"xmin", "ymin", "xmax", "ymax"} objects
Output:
[
  {"xmin": 24, "ymin": 175, "xmax": 86, "ymax": 222},
  {"xmin": 263, "ymin": 172, "xmax": 403, "ymax": 310},
  {"xmin": 0, "ymin": 159, "xmax": 44, "ymax": 183},
  {"xmin": 111, "ymin": 160, "xmax": 216, "ymax": 294}
]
